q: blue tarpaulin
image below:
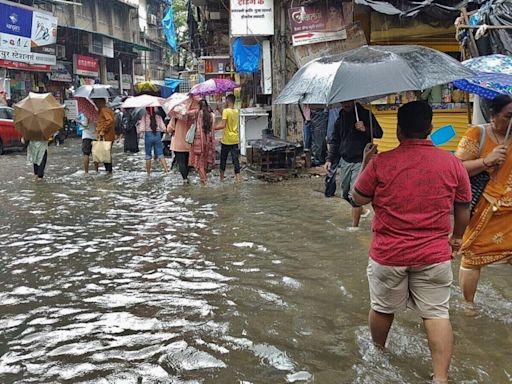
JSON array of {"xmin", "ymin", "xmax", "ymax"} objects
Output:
[
  {"xmin": 232, "ymin": 38, "xmax": 261, "ymax": 74},
  {"xmin": 162, "ymin": 3, "xmax": 177, "ymax": 52}
]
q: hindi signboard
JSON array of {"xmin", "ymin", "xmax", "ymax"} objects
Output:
[
  {"xmin": 230, "ymin": 0, "xmax": 274, "ymax": 36},
  {"xmin": 73, "ymin": 54, "xmax": 99, "ymax": 78},
  {"xmin": 292, "ymin": 22, "xmax": 367, "ymax": 67},
  {"xmin": 289, "ymin": 2, "xmax": 353, "ymax": 46},
  {"xmin": 0, "ymin": 0, "xmax": 57, "ymax": 67}
]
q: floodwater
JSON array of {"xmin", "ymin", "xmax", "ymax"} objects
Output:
[{"xmin": 0, "ymin": 140, "xmax": 511, "ymax": 384}]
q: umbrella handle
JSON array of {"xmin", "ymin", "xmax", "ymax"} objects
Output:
[
  {"xmin": 369, "ymin": 108, "xmax": 374, "ymax": 144},
  {"xmin": 354, "ymin": 101, "xmax": 359, "ymax": 121},
  {"xmin": 505, "ymin": 117, "xmax": 512, "ymax": 144}
]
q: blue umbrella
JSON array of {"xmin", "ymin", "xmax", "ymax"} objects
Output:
[{"xmin": 453, "ymin": 54, "xmax": 512, "ymax": 99}]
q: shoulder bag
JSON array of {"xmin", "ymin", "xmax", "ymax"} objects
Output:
[
  {"xmin": 185, "ymin": 123, "xmax": 196, "ymax": 145},
  {"xmin": 469, "ymin": 125, "xmax": 490, "ymax": 216}
]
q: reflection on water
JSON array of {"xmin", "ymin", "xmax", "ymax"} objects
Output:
[{"xmin": 0, "ymin": 141, "xmax": 511, "ymax": 383}]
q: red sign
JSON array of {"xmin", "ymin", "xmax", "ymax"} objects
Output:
[
  {"xmin": 73, "ymin": 54, "xmax": 99, "ymax": 77},
  {"xmin": 0, "ymin": 59, "xmax": 51, "ymax": 72}
]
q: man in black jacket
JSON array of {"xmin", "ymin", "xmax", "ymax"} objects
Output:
[{"xmin": 325, "ymin": 101, "xmax": 383, "ymax": 229}]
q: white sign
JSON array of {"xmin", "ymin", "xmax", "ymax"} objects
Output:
[
  {"xmin": 31, "ymin": 11, "xmax": 57, "ymax": 48},
  {"xmin": 230, "ymin": 0, "xmax": 274, "ymax": 36},
  {"xmin": 0, "ymin": 32, "xmax": 31, "ymax": 53},
  {"xmin": 292, "ymin": 30, "xmax": 347, "ymax": 46},
  {"xmin": 64, "ymin": 99, "xmax": 78, "ymax": 120}
]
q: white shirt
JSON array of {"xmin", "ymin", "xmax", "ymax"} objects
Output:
[{"xmin": 82, "ymin": 122, "xmax": 97, "ymax": 140}]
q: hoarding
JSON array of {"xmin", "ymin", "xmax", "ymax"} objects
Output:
[
  {"xmin": 230, "ymin": 0, "xmax": 274, "ymax": 36},
  {"xmin": 289, "ymin": 2, "xmax": 352, "ymax": 46},
  {"xmin": 0, "ymin": 1, "xmax": 57, "ymax": 67},
  {"xmin": 73, "ymin": 54, "xmax": 99, "ymax": 78}
]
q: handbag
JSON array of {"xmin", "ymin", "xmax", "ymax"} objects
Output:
[
  {"xmin": 185, "ymin": 123, "xmax": 196, "ymax": 144},
  {"xmin": 469, "ymin": 125, "xmax": 490, "ymax": 216},
  {"xmin": 92, "ymin": 139, "xmax": 112, "ymax": 163}
]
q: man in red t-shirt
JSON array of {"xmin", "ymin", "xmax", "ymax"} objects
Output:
[{"xmin": 352, "ymin": 101, "xmax": 471, "ymax": 384}]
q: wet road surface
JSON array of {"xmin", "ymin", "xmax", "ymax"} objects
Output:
[{"xmin": 0, "ymin": 140, "xmax": 511, "ymax": 383}]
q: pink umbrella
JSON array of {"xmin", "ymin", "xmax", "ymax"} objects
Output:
[
  {"xmin": 168, "ymin": 96, "xmax": 199, "ymax": 121},
  {"xmin": 189, "ymin": 78, "xmax": 239, "ymax": 96},
  {"xmin": 121, "ymin": 94, "xmax": 165, "ymax": 109},
  {"xmin": 163, "ymin": 93, "xmax": 189, "ymax": 114},
  {"xmin": 75, "ymin": 97, "xmax": 98, "ymax": 123}
]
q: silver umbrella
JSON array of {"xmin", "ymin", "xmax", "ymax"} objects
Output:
[
  {"xmin": 274, "ymin": 45, "xmax": 476, "ymax": 105},
  {"xmin": 73, "ymin": 84, "xmax": 117, "ymax": 99}
]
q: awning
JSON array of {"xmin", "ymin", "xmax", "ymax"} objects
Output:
[{"xmin": 354, "ymin": 0, "xmax": 473, "ymax": 18}]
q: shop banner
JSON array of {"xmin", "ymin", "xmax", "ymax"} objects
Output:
[
  {"xmin": 50, "ymin": 62, "xmax": 72, "ymax": 82},
  {"xmin": 0, "ymin": 58, "xmax": 50, "ymax": 72},
  {"xmin": 0, "ymin": 1, "xmax": 57, "ymax": 66},
  {"xmin": 289, "ymin": 2, "xmax": 352, "ymax": 46},
  {"xmin": 230, "ymin": 0, "xmax": 274, "ymax": 36},
  {"xmin": 73, "ymin": 54, "xmax": 99, "ymax": 78}
]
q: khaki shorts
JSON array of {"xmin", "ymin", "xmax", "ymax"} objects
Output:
[{"xmin": 367, "ymin": 258, "xmax": 453, "ymax": 319}]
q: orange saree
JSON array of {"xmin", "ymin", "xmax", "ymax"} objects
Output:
[{"xmin": 455, "ymin": 125, "xmax": 512, "ymax": 268}]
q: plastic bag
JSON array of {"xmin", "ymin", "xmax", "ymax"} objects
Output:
[{"xmin": 232, "ymin": 38, "xmax": 261, "ymax": 74}]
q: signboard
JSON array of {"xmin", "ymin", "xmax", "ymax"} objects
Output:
[
  {"xmin": 293, "ymin": 23, "xmax": 367, "ymax": 67},
  {"xmin": 73, "ymin": 54, "xmax": 99, "ymax": 77},
  {"xmin": 64, "ymin": 99, "xmax": 78, "ymax": 120},
  {"xmin": 289, "ymin": 2, "xmax": 352, "ymax": 46},
  {"xmin": 0, "ymin": 1, "xmax": 57, "ymax": 67},
  {"xmin": 230, "ymin": 0, "xmax": 274, "ymax": 36},
  {"xmin": 0, "ymin": 58, "xmax": 50, "ymax": 72},
  {"xmin": 49, "ymin": 62, "xmax": 72, "ymax": 82}
]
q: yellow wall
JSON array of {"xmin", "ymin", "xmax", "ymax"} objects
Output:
[{"xmin": 373, "ymin": 109, "xmax": 470, "ymax": 152}]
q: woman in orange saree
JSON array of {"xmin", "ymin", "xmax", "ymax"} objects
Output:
[{"xmin": 455, "ymin": 95, "xmax": 512, "ymax": 304}]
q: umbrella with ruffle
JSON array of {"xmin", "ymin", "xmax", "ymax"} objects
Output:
[{"xmin": 188, "ymin": 78, "xmax": 239, "ymax": 96}]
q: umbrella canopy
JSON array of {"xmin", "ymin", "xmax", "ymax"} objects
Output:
[
  {"xmin": 163, "ymin": 93, "xmax": 189, "ymax": 114},
  {"xmin": 134, "ymin": 81, "xmax": 160, "ymax": 94},
  {"xmin": 76, "ymin": 97, "xmax": 99, "ymax": 123},
  {"xmin": 168, "ymin": 95, "xmax": 199, "ymax": 120},
  {"xmin": 14, "ymin": 92, "xmax": 64, "ymax": 141},
  {"xmin": 74, "ymin": 84, "xmax": 117, "ymax": 99},
  {"xmin": 453, "ymin": 54, "xmax": 512, "ymax": 99},
  {"xmin": 189, "ymin": 78, "xmax": 240, "ymax": 96},
  {"xmin": 121, "ymin": 94, "xmax": 165, "ymax": 109},
  {"xmin": 274, "ymin": 45, "xmax": 476, "ymax": 105}
]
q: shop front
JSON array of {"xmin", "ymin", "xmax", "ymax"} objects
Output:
[
  {"xmin": 0, "ymin": 1, "xmax": 58, "ymax": 103},
  {"xmin": 73, "ymin": 54, "xmax": 99, "ymax": 86},
  {"xmin": 355, "ymin": 4, "xmax": 470, "ymax": 152}
]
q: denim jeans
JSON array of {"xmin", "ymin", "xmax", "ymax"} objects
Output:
[{"xmin": 144, "ymin": 131, "xmax": 164, "ymax": 160}]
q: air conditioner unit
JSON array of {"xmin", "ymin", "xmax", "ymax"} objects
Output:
[
  {"xmin": 148, "ymin": 14, "xmax": 157, "ymax": 25},
  {"xmin": 56, "ymin": 45, "xmax": 66, "ymax": 59}
]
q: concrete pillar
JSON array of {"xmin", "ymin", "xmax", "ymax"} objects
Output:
[
  {"xmin": 99, "ymin": 56, "xmax": 107, "ymax": 84},
  {"xmin": 118, "ymin": 58, "xmax": 123, "ymax": 94}
]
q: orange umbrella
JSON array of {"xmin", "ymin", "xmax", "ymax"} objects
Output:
[{"xmin": 14, "ymin": 92, "xmax": 65, "ymax": 141}]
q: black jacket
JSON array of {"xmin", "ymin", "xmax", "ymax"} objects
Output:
[{"xmin": 327, "ymin": 104, "xmax": 383, "ymax": 163}]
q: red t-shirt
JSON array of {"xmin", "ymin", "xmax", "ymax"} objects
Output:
[{"xmin": 354, "ymin": 139, "xmax": 471, "ymax": 267}]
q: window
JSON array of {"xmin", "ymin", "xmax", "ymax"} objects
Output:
[{"xmin": 0, "ymin": 107, "xmax": 13, "ymax": 120}]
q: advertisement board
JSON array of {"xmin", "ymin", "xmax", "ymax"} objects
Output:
[
  {"xmin": 73, "ymin": 54, "xmax": 99, "ymax": 78},
  {"xmin": 0, "ymin": 1, "xmax": 57, "ymax": 67},
  {"xmin": 230, "ymin": 0, "xmax": 274, "ymax": 36},
  {"xmin": 289, "ymin": 2, "xmax": 352, "ymax": 46},
  {"xmin": 50, "ymin": 62, "xmax": 72, "ymax": 82}
]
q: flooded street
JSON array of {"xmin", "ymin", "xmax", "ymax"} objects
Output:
[{"xmin": 0, "ymin": 140, "xmax": 511, "ymax": 384}]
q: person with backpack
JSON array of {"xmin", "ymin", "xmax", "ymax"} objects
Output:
[{"xmin": 137, "ymin": 107, "xmax": 169, "ymax": 176}]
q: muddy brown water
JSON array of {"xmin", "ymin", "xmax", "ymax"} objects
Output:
[{"xmin": 0, "ymin": 140, "xmax": 510, "ymax": 383}]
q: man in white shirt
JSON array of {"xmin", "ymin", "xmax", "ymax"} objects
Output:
[{"xmin": 79, "ymin": 112, "xmax": 98, "ymax": 173}]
